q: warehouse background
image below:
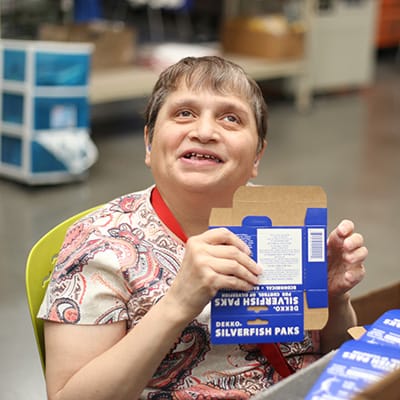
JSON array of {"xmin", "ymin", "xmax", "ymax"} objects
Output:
[{"xmin": 0, "ymin": 1, "xmax": 399, "ymax": 398}]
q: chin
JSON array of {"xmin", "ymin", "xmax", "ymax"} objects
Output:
[
  {"xmin": 183, "ymin": 180, "xmax": 236, "ymax": 198},
  {"xmin": 174, "ymin": 172, "xmax": 248, "ymax": 195}
]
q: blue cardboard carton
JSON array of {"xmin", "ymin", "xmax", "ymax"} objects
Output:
[
  {"xmin": 305, "ymin": 309, "xmax": 400, "ymax": 399},
  {"xmin": 251, "ymin": 282, "xmax": 400, "ymax": 400},
  {"xmin": 209, "ymin": 185, "xmax": 328, "ymax": 344}
]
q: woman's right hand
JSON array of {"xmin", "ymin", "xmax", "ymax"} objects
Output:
[{"xmin": 165, "ymin": 228, "xmax": 262, "ymax": 320}]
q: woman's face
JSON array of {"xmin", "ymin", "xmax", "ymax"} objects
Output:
[{"xmin": 145, "ymin": 83, "xmax": 265, "ymax": 202}]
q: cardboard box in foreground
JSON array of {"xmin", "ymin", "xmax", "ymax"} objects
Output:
[
  {"xmin": 252, "ymin": 282, "xmax": 400, "ymax": 399},
  {"xmin": 351, "ymin": 282, "xmax": 400, "ymax": 400}
]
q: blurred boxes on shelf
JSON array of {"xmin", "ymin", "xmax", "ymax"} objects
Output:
[
  {"xmin": 221, "ymin": 15, "xmax": 305, "ymax": 61},
  {"xmin": 38, "ymin": 21, "xmax": 136, "ymax": 70}
]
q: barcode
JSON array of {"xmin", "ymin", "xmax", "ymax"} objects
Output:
[{"xmin": 308, "ymin": 228, "xmax": 325, "ymax": 262}]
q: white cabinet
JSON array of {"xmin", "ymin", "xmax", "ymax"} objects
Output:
[{"xmin": 309, "ymin": 0, "xmax": 378, "ymax": 91}]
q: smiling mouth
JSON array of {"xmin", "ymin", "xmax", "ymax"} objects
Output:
[{"xmin": 183, "ymin": 152, "xmax": 223, "ymax": 163}]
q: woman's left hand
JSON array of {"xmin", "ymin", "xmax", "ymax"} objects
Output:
[{"xmin": 327, "ymin": 219, "xmax": 368, "ymax": 298}]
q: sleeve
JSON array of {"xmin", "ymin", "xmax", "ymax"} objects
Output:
[{"xmin": 37, "ymin": 210, "xmax": 133, "ymax": 325}]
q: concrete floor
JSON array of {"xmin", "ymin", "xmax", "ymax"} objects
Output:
[{"xmin": 0, "ymin": 57, "xmax": 399, "ymax": 398}]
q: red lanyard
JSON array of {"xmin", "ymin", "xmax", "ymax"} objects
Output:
[
  {"xmin": 151, "ymin": 186, "xmax": 188, "ymax": 242},
  {"xmin": 258, "ymin": 343, "xmax": 294, "ymax": 378},
  {"xmin": 150, "ymin": 186, "xmax": 295, "ymax": 378}
]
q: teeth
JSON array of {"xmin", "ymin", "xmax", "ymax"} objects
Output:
[{"xmin": 185, "ymin": 152, "xmax": 220, "ymax": 162}]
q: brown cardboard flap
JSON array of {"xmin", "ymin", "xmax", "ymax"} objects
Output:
[
  {"xmin": 304, "ymin": 302, "xmax": 329, "ymax": 330},
  {"xmin": 347, "ymin": 326, "xmax": 367, "ymax": 340},
  {"xmin": 352, "ymin": 282, "xmax": 400, "ymax": 326},
  {"xmin": 211, "ymin": 186, "xmax": 327, "ymax": 226},
  {"xmin": 209, "ymin": 185, "xmax": 328, "ymax": 330}
]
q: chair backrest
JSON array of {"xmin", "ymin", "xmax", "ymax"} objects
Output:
[{"xmin": 25, "ymin": 205, "xmax": 101, "ymax": 372}]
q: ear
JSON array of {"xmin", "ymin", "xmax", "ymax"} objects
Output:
[
  {"xmin": 144, "ymin": 126, "xmax": 151, "ymax": 167},
  {"xmin": 251, "ymin": 140, "xmax": 267, "ymax": 178}
]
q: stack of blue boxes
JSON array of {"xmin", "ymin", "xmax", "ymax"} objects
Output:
[{"xmin": 0, "ymin": 39, "xmax": 96, "ymax": 185}]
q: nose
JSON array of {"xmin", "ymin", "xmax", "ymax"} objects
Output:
[{"xmin": 189, "ymin": 114, "xmax": 218, "ymax": 143}]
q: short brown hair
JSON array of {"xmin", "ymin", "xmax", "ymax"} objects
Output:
[{"xmin": 144, "ymin": 56, "xmax": 268, "ymax": 152}]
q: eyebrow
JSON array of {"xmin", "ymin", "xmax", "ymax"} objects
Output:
[{"xmin": 170, "ymin": 96, "xmax": 251, "ymax": 117}]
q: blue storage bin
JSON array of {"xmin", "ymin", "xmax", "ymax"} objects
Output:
[
  {"xmin": 2, "ymin": 92, "xmax": 24, "ymax": 124},
  {"xmin": 0, "ymin": 40, "xmax": 94, "ymax": 184},
  {"xmin": 1, "ymin": 135, "xmax": 22, "ymax": 166},
  {"xmin": 31, "ymin": 141, "xmax": 67, "ymax": 172},
  {"xmin": 3, "ymin": 49, "xmax": 26, "ymax": 82},
  {"xmin": 35, "ymin": 52, "xmax": 90, "ymax": 86},
  {"xmin": 34, "ymin": 96, "xmax": 89, "ymax": 130}
]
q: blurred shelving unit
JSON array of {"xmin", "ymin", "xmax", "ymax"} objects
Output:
[
  {"xmin": 91, "ymin": 0, "xmax": 315, "ymax": 111},
  {"xmin": 2, "ymin": 1, "xmax": 379, "ymax": 114},
  {"xmin": 2, "ymin": 1, "xmax": 316, "ymax": 112},
  {"xmin": 89, "ymin": 65, "xmax": 159, "ymax": 105}
]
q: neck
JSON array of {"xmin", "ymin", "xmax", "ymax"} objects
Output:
[{"xmin": 156, "ymin": 185, "xmax": 234, "ymax": 237}]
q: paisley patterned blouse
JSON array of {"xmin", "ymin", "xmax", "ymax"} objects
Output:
[{"xmin": 38, "ymin": 186, "xmax": 321, "ymax": 399}]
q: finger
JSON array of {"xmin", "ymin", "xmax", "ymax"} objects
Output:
[
  {"xmin": 336, "ymin": 219, "xmax": 355, "ymax": 239},
  {"xmin": 327, "ymin": 220, "xmax": 355, "ymax": 250},
  {"xmin": 343, "ymin": 233, "xmax": 365, "ymax": 252},
  {"xmin": 210, "ymin": 272, "xmax": 256, "ymax": 292},
  {"xmin": 343, "ymin": 246, "xmax": 368, "ymax": 266},
  {"xmin": 344, "ymin": 263, "xmax": 366, "ymax": 286},
  {"xmin": 222, "ymin": 275, "xmax": 255, "ymax": 292},
  {"xmin": 211, "ymin": 244, "xmax": 262, "ymax": 276},
  {"xmin": 210, "ymin": 257, "xmax": 260, "ymax": 286},
  {"xmin": 205, "ymin": 228, "xmax": 251, "ymax": 255}
]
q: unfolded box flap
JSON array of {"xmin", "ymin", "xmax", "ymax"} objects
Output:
[{"xmin": 211, "ymin": 185, "xmax": 327, "ymax": 226}]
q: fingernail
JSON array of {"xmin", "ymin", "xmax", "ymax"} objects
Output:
[{"xmin": 256, "ymin": 264, "xmax": 263, "ymax": 275}]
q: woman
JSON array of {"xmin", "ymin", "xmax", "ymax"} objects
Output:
[{"xmin": 39, "ymin": 56, "xmax": 367, "ymax": 399}]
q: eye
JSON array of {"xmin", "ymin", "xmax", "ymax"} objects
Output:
[
  {"xmin": 176, "ymin": 109, "xmax": 194, "ymax": 118},
  {"xmin": 222, "ymin": 114, "xmax": 240, "ymax": 124}
]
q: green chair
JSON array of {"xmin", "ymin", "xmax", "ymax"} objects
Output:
[{"xmin": 25, "ymin": 205, "xmax": 101, "ymax": 372}]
